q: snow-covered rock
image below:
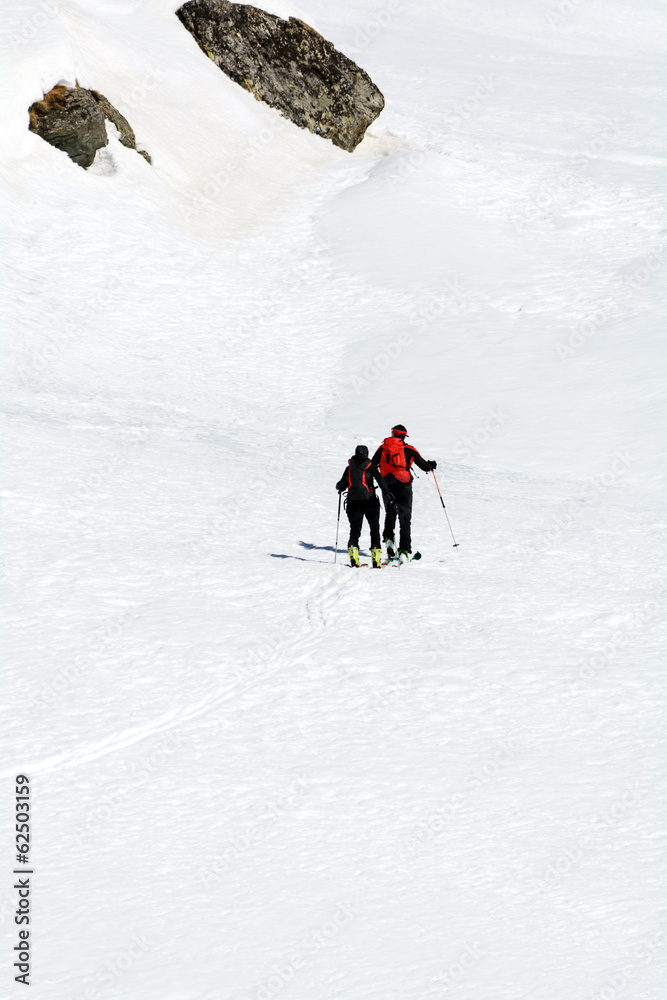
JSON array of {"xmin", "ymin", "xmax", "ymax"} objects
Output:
[
  {"xmin": 29, "ymin": 84, "xmax": 150, "ymax": 168},
  {"xmin": 28, "ymin": 84, "xmax": 108, "ymax": 168},
  {"xmin": 176, "ymin": 0, "xmax": 385, "ymax": 150}
]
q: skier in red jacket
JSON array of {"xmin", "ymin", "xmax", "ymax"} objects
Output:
[{"xmin": 371, "ymin": 424, "xmax": 437, "ymax": 560}]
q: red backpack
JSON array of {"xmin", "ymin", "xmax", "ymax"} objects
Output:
[{"xmin": 379, "ymin": 436, "xmax": 411, "ymax": 483}]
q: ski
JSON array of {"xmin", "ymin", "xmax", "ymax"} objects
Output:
[
  {"xmin": 345, "ymin": 552, "xmax": 422, "ymax": 569},
  {"xmin": 384, "ymin": 551, "xmax": 421, "ymax": 566}
]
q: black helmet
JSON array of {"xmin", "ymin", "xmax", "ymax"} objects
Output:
[
  {"xmin": 392, "ymin": 424, "xmax": 408, "ymax": 437},
  {"xmin": 355, "ymin": 444, "xmax": 369, "ymax": 458}
]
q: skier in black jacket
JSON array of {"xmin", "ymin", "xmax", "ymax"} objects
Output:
[
  {"xmin": 336, "ymin": 445, "xmax": 393, "ymax": 568},
  {"xmin": 371, "ymin": 424, "xmax": 437, "ymax": 560}
]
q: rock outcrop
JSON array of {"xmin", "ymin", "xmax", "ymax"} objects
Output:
[
  {"xmin": 87, "ymin": 90, "xmax": 152, "ymax": 163},
  {"xmin": 28, "ymin": 85, "xmax": 151, "ymax": 168},
  {"xmin": 176, "ymin": 0, "xmax": 384, "ymax": 152},
  {"xmin": 28, "ymin": 86, "xmax": 107, "ymax": 168}
]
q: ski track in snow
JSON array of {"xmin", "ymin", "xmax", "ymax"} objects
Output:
[{"xmin": 1, "ymin": 1, "xmax": 666, "ymax": 999}]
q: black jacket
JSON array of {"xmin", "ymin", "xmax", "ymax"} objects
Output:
[{"xmin": 337, "ymin": 454, "xmax": 390, "ymax": 501}]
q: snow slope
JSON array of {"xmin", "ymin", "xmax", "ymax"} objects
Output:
[{"xmin": 1, "ymin": 1, "xmax": 666, "ymax": 998}]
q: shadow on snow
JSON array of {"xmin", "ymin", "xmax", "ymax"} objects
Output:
[{"xmin": 269, "ymin": 541, "xmax": 369, "ymax": 563}]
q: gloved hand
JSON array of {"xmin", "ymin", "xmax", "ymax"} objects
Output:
[{"xmin": 427, "ymin": 460, "xmax": 437, "ymax": 471}]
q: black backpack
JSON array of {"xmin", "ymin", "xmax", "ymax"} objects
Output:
[{"xmin": 346, "ymin": 457, "xmax": 374, "ymax": 504}]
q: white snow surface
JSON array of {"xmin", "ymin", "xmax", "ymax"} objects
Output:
[{"xmin": 1, "ymin": 0, "xmax": 666, "ymax": 998}]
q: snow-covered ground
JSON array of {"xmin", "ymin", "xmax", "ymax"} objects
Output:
[{"xmin": 1, "ymin": 1, "xmax": 666, "ymax": 997}]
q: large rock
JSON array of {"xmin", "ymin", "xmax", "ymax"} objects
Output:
[
  {"xmin": 29, "ymin": 86, "xmax": 151, "ymax": 168},
  {"xmin": 28, "ymin": 86, "xmax": 107, "ymax": 168},
  {"xmin": 176, "ymin": 0, "xmax": 385, "ymax": 152}
]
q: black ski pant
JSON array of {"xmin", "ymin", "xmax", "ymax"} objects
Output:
[
  {"xmin": 382, "ymin": 479, "xmax": 413, "ymax": 553},
  {"xmin": 346, "ymin": 496, "xmax": 381, "ymax": 549}
]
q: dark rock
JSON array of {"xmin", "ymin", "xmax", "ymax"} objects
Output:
[
  {"xmin": 29, "ymin": 85, "xmax": 152, "ymax": 168},
  {"xmin": 176, "ymin": 0, "xmax": 385, "ymax": 152},
  {"xmin": 28, "ymin": 85, "xmax": 107, "ymax": 168},
  {"xmin": 88, "ymin": 90, "xmax": 136, "ymax": 149},
  {"xmin": 87, "ymin": 90, "xmax": 152, "ymax": 164}
]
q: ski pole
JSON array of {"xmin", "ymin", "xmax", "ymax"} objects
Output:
[
  {"xmin": 431, "ymin": 471, "xmax": 459, "ymax": 547},
  {"xmin": 334, "ymin": 491, "xmax": 342, "ymax": 563}
]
